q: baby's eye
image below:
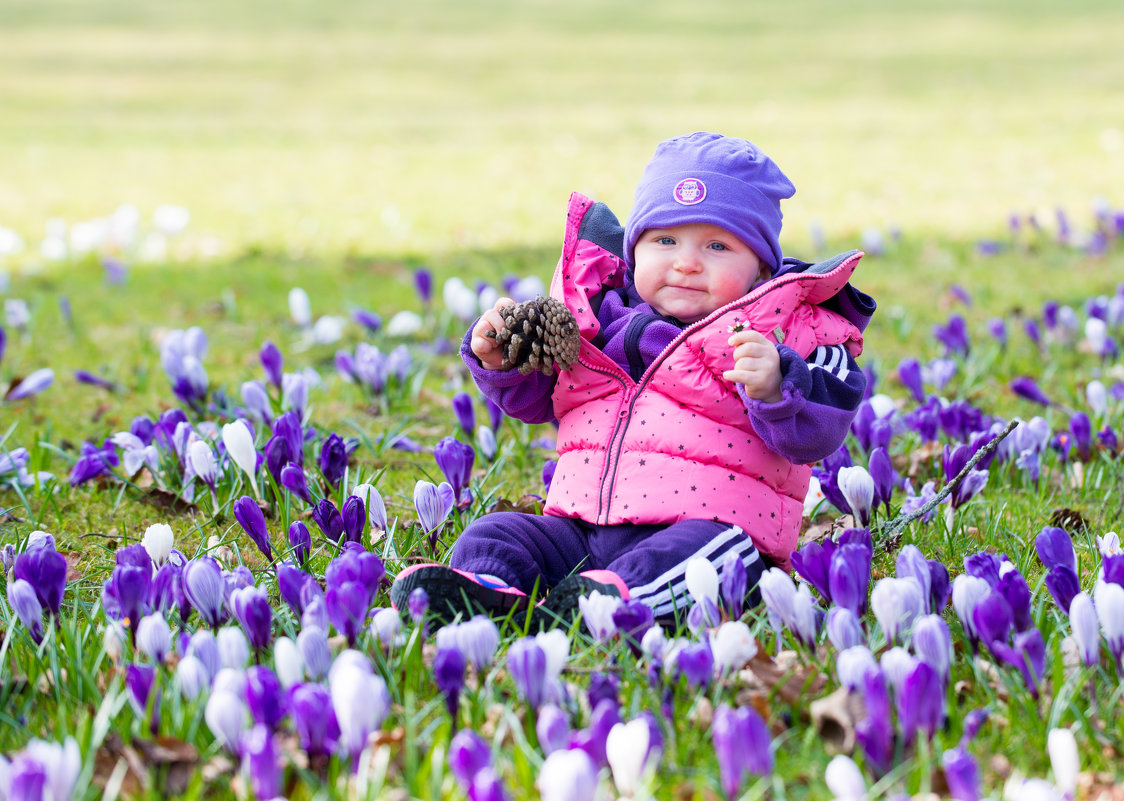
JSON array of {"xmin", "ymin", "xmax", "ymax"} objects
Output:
[
  {"xmin": 656, "ymin": 236, "xmax": 676, "ymax": 245},
  {"xmin": 708, "ymin": 242, "xmax": 729, "ymax": 251}
]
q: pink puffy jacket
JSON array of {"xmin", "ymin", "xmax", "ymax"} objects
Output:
[{"xmin": 542, "ymin": 193, "xmax": 865, "ymax": 567}]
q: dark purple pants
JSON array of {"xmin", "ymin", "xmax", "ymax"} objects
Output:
[{"xmin": 449, "ymin": 512, "xmax": 768, "ymax": 618}]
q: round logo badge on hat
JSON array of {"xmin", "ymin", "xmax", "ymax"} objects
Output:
[{"xmin": 673, "ymin": 178, "xmax": 706, "ymax": 206}]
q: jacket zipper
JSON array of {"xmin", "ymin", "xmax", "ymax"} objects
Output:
[{"xmin": 596, "ymin": 251, "xmax": 863, "ymax": 518}]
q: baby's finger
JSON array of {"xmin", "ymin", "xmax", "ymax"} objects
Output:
[{"xmin": 727, "ymin": 328, "xmax": 769, "ymax": 348}]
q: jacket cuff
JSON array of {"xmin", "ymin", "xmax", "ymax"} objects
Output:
[{"xmin": 738, "ymin": 380, "xmax": 807, "ymax": 419}]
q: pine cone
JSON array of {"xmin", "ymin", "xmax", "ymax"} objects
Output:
[{"xmin": 485, "ymin": 296, "xmax": 580, "ymax": 375}]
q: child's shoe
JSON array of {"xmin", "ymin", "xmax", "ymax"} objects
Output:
[
  {"xmin": 533, "ymin": 569, "xmax": 630, "ymax": 630},
  {"xmin": 390, "ymin": 563, "xmax": 531, "ymax": 624}
]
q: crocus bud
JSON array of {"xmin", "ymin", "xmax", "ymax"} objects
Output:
[
  {"xmin": 871, "ymin": 576, "xmax": 925, "ymax": 646},
  {"xmin": 538, "ymin": 748, "xmax": 598, "ymax": 801},
  {"xmin": 187, "ymin": 439, "xmax": 218, "ymax": 491},
  {"xmin": 535, "ymin": 705, "xmax": 570, "ymax": 756},
  {"xmin": 451, "ymin": 392, "xmax": 476, "ymax": 437},
  {"xmin": 142, "ymin": 523, "xmax": 175, "ymax": 567},
  {"xmin": 218, "ymin": 626, "xmax": 251, "ymax": 670},
  {"xmin": 912, "ymin": 614, "xmax": 952, "ymax": 682},
  {"xmin": 837, "ymin": 465, "xmax": 875, "ymax": 526},
  {"xmin": 8, "ymin": 578, "xmax": 44, "ymax": 643},
  {"xmin": 296, "ymin": 627, "xmax": 332, "ymax": 679},
  {"xmin": 233, "ymin": 495, "xmax": 273, "ymax": 561},
  {"xmin": 222, "ymin": 421, "xmax": 258, "ymax": 487},
  {"xmin": 288, "ymin": 521, "xmax": 311, "ymax": 567},
  {"xmin": 183, "ymin": 557, "xmax": 225, "ymax": 629},
  {"xmin": 205, "ymin": 689, "xmax": 249, "ymax": 752},
  {"xmin": 259, "ymin": 341, "xmax": 284, "ymax": 387},
  {"xmin": 176, "ymin": 655, "xmax": 210, "ymax": 700},
  {"xmin": 136, "ymin": 613, "xmax": 172, "ymax": 662}
]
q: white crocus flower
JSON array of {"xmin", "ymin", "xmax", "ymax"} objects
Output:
[
  {"xmin": 685, "ymin": 557, "xmax": 720, "ymax": 609},
  {"xmin": 385, "ymin": 310, "xmax": 423, "ymax": 337},
  {"xmin": 142, "ymin": 523, "xmax": 174, "ymax": 567},
  {"xmin": 288, "ymin": 287, "xmax": 311, "ymax": 328},
  {"xmin": 221, "ymin": 421, "xmax": 259, "ymax": 496},
  {"xmin": 710, "ymin": 620, "xmax": 758, "ymax": 674},
  {"xmin": 606, "ymin": 718, "xmax": 654, "ymax": 798}
]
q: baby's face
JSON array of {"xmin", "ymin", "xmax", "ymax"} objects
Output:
[{"xmin": 632, "ymin": 222, "xmax": 764, "ymax": 324}]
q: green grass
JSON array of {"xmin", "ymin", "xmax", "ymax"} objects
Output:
[
  {"xmin": 1, "ymin": 0, "xmax": 1123, "ymax": 261},
  {"xmin": 2, "ymin": 1, "xmax": 1124, "ymax": 798}
]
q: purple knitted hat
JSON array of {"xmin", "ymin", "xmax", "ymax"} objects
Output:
[{"xmin": 623, "ymin": 132, "xmax": 796, "ymax": 270}]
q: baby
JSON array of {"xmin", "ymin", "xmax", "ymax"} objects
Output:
[{"xmin": 393, "ymin": 132, "xmax": 875, "ymax": 624}]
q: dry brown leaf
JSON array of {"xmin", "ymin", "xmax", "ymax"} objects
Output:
[
  {"xmin": 63, "ymin": 551, "xmax": 84, "ymax": 583},
  {"xmin": 93, "ymin": 732, "xmax": 146, "ymax": 796},
  {"xmin": 141, "ymin": 487, "xmax": 197, "ymax": 515},
  {"xmin": 800, "ymin": 515, "xmax": 854, "ymax": 545},
  {"xmin": 741, "ymin": 647, "xmax": 828, "ymax": 711},
  {"xmin": 1077, "ymin": 771, "xmax": 1124, "ymax": 801}
]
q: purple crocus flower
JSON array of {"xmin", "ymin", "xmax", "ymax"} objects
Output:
[
  {"xmin": 259, "ymin": 341, "xmax": 283, "ymax": 388},
  {"xmin": 855, "ymin": 669, "xmax": 893, "ymax": 776},
  {"xmin": 352, "ymin": 308, "xmax": 382, "ymax": 334},
  {"xmin": 435, "ymin": 644, "xmax": 467, "ymax": 720},
  {"xmin": 311, "ymin": 498, "xmax": 345, "ymax": 542},
  {"xmin": 6, "ymin": 367, "xmax": 55, "ymax": 401},
  {"xmin": 933, "ymin": 314, "xmax": 970, "ymax": 357},
  {"xmin": 245, "ymin": 665, "xmax": 285, "ymax": 730},
  {"xmin": 790, "ymin": 540, "xmax": 835, "ymax": 604},
  {"xmin": 263, "ymin": 435, "xmax": 295, "ymax": 486},
  {"xmin": 414, "ymin": 267, "xmax": 433, "ymax": 305},
  {"xmin": 126, "ymin": 663, "xmax": 161, "ymax": 732},
  {"xmin": 535, "ymin": 706, "xmax": 570, "ymax": 756},
  {"xmin": 325, "ymin": 545, "xmax": 385, "ymax": 601},
  {"xmin": 288, "ymin": 521, "xmax": 311, "ymax": 566},
  {"xmin": 1035, "ymin": 526, "xmax": 1078, "ymax": 575},
  {"xmin": 279, "ymin": 464, "xmax": 314, "ymax": 505},
  {"xmin": 942, "ymin": 746, "xmax": 982, "ymax": 801},
  {"xmin": 288, "ymin": 683, "xmax": 339, "ymax": 757},
  {"xmin": 102, "ymin": 564, "xmax": 152, "ymax": 632},
  {"xmin": 713, "ymin": 703, "xmax": 773, "ymax": 798},
  {"xmin": 611, "ymin": 600, "xmax": 656, "ymax": 655},
  {"xmin": 507, "ymin": 638, "xmax": 548, "ymax": 709},
  {"xmin": 542, "ymin": 459, "xmax": 557, "ymax": 494},
  {"xmin": 74, "ymin": 369, "xmax": 117, "ymax": 391},
  {"xmin": 241, "ymin": 724, "xmax": 282, "ymax": 800},
  {"xmin": 233, "ymin": 495, "xmax": 273, "ymax": 561},
  {"xmin": 1094, "ymin": 581, "xmax": 1124, "ymax": 672},
  {"xmin": 828, "ymin": 544, "xmax": 871, "ymax": 618},
  {"xmin": 183, "ymin": 557, "xmax": 226, "ymax": 629},
  {"xmin": 414, "ymin": 480, "xmax": 455, "ymax": 537},
  {"xmin": 972, "ymin": 591, "xmax": 1013, "ymax": 649},
  {"xmin": 986, "ymin": 317, "xmax": 1007, "ymax": 349},
  {"xmin": 897, "ymin": 358, "xmax": 924, "ymax": 402},
  {"xmin": 1069, "ymin": 412, "xmax": 1093, "ymax": 461},
  {"xmin": 276, "ymin": 561, "xmax": 308, "ymax": 618},
  {"xmin": 434, "ymin": 436, "xmax": 476, "ymax": 501},
  {"xmin": 825, "ymin": 607, "xmax": 865, "ymax": 651},
  {"xmin": 150, "ymin": 562, "xmax": 192, "ymax": 624},
  {"xmin": 675, "ymin": 639, "xmax": 714, "ymax": 689},
  {"xmin": 452, "ymin": 392, "xmax": 476, "ymax": 438},
  {"xmin": 230, "ymin": 585, "xmax": 273, "ymax": 650},
  {"xmin": 997, "ymin": 570, "xmax": 1033, "ymax": 632},
  {"xmin": 963, "ymin": 552, "xmax": 1002, "ymax": 588},
  {"xmin": 719, "ymin": 550, "xmax": 748, "ymax": 620},
  {"xmin": 867, "ymin": 447, "xmax": 894, "ymax": 516},
  {"xmin": 449, "ymin": 728, "xmax": 492, "ymax": 789},
  {"xmin": 13, "ymin": 545, "xmax": 67, "ymax": 617},
  {"xmin": 326, "ymin": 581, "xmax": 369, "ymax": 646},
  {"xmin": 570, "ymin": 699, "xmax": 620, "ymax": 768},
  {"xmin": 8, "ymin": 579, "xmax": 45, "ymax": 642},
  {"xmin": 340, "ymin": 495, "xmax": 366, "ymax": 544},
  {"xmin": 913, "ymin": 613, "xmax": 952, "ymax": 683},
  {"xmin": 1010, "ymin": 376, "xmax": 1051, "ymax": 406},
  {"xmin": 318, "ymin": 433, "xmax": 349, "ymax": 488},
  {"xmin": 897, "ymin": 660, "xmax": 943, "ymax": 744},
  {"xmin": 990, "ymin": 628, "xmax": 1047, "ymax": 697},
  {"xmin": 68, "ymin": 438, "xmax": 119, "ymax": 486}
]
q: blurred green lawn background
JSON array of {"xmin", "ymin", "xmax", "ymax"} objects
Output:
[{"xmin": 1, "ymin": 0, "xmax": 1123, "ymax": 263}]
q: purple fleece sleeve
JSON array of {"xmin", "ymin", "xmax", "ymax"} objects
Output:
[
  {"xmin": 459, "ymin": 326, "xmax": 559, "ymax": 425},
  {"xmin": 739, "ymin": 344, "xmax": 866, "ymax": 465}
]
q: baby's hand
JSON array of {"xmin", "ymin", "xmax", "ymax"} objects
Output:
[
  {"xmin": 470, "ymin": 297, "xmax": 516, "ymax": 371},
  {"xmin": 723, "ymin": 329, "xmax": 783, "ymax": 403}
]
